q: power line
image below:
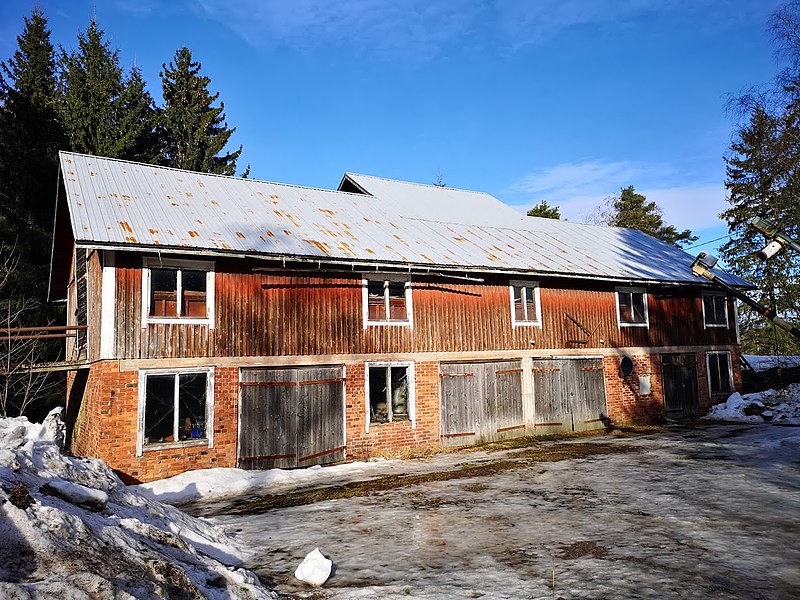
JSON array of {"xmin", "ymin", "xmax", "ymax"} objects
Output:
[{"xmin": 685, "ymin": 234, "xmax": 733, "ymax": 250}]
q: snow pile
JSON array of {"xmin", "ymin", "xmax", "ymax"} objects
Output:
[
  {"xmin": 703, "ymin": 383, "xmax": 800, "ymax": 424},
  {"xmin": 744, "ymin": 354, "xmax": 800, "ymax": 372},
  {"xmin": 0, "ymin": 408, "xmax": 275, "ymax": 599}
]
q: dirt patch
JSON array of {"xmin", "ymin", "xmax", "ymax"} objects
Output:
[
  {"xmin": 557, "ymin": 540, "xmax": 609, "ymax": 560},
  {"xmin": 221, "ymin": 442, "xmax": 641, "ymax": 515},
  {"xmin": 511, "ymin": 442, "xmax": 640, "ymax": 461}
]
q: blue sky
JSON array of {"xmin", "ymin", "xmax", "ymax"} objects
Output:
[{"xmin": 0, "ymin": 1, "xmax": 783, "ymax": 253}]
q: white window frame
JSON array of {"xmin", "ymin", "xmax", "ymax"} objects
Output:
[
  {"xmin": 615, "ymin": 286, "xmax": 649, "ymax": 328},
  {"xmin": 509, "ymin": 280, "xmax": 542, "ymax": 328},
  {"xmin": 362, "ymin": 275, "xmax": 413, "ymax": 328},
  {"xmin": 136, "ymin": 367, "xmax": 215, "ymax": 456},
  {"xmin": 702, "ymin": 291, "xmax": 728, "ymax": 328},
  {"xmin": 141, "ymin": 257, "xmax": 215, "ymax": 328},
  {"xmin": 364, "ymin": 361, "xmax": 416, "ymax": 433},
  {"xmin": 706, "ymin": 351, "xmax": 734, "ymax": 396}
]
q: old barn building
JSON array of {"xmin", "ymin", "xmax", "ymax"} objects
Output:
[{"xmin": 50, "ymin": 152, "xmax": 749, "ymax": 482}]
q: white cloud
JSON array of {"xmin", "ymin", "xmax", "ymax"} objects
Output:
[
  {"xmin": 508, "ymin": 159, "xmax": 727, "ymax": 232},
  {"xmin": 193, "ymin": 0, "xmax": 484, "ymax": 59}
]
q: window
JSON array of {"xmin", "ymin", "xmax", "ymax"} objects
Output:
[
  {"xmin": 137, "ymin": 368, "xmax": 214, "ymax": 454},
  {"xmin": 363, "ymin": 277, "xmax": 412, "ymax": 326},
  {"xmin": 510, "ymin": 281, "xmax": 541, "ymax": 327},
  {"xmin": 702, "ymin": 292, "xmax": 728, "ymax": 328},
  {"xmin": 707, "ymin": 352, "xmax": 734, "ymax": 395},
  {"xmin": 366, "ymin": 362, "xmax": 415, "ymax": 429},
  {"xmin": 142, "ymin": 258, "xmax": 214, "ymax": 327},
  {"xmin": 616, "ymin": 287, "xmax": 648, "ymax": 327}
]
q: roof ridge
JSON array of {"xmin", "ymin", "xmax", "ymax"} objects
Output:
[
  {"xmin": 345, "ymin": 172, "xmax": 493, "ymax": 196},
  {"xmin": 59, "ymin": 151, "xmax": 371, "ymax": 198}
]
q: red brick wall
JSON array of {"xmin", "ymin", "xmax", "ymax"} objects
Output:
[
  {"xmin": 345, "ymin": 361, "xmax": 441, "ymax": 459},
  {"xmin": 68, "ymin": 361, "xmax": 239, "ymax": 484},
  {"xmin": 603, "ymin": 354, "xmax": 665, "ymax": 425}
]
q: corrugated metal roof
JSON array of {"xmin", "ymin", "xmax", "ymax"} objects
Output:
[{"xmin": 59, "ymin": 151, "xmax": 749, "ymax": 286}]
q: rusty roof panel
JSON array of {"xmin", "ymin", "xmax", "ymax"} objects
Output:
[{"xmin": 59, "ymin": 152, "xmax": 748, "ymax": 286}]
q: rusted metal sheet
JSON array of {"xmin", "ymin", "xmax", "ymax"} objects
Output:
[{"xmin": 60, "ymin": 152, "xmax": 750, "ymax": 287}]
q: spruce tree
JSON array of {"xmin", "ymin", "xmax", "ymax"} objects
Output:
[
  {"xmin": 721, "ymin": 105, "xmax": 800, "ymax": 355},
  {"xmin": 526, "ymin": 200, "xmax": 561, "ymax": 219},
  {"xmin": 58, "ymin": 20, "xmax": 158, "ymax": 161},
  {"xmin": 604, "ymin": 186, "xmax": 697, "ymax": 247},
  {"xmin": 0, "ymin": 7, "xmax": 64, "ymax": 289},
  {"xmin": 159, "ymin": 47, "xmax": 242, "ymax": 175}
]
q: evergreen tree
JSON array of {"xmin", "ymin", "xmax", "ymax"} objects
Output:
[
  {"xmin": 722, "ymin": 106, "xmax": 800, "ymax": 355},
  {"xmin": 0, "ymin": 8, "xmax": 64, "ymax": 291},
  {"xmin": 604, "ymin": 186, "xmax": 697, "ymax": 247},
  {"xmin": 58, "ymin": 20, "xmax": 158, "ymax": 161},
  {"xmin": 526, "ymin": 200, "xmax": 561, "ymax": 219},
  {"xmin": 159, "ymin": 47, "xmax": 242, "ymax": 175}
]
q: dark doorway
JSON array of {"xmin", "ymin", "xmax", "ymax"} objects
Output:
[{"xmin": 661, "ymin": 353, "xmax": 700, "ymax": 419}]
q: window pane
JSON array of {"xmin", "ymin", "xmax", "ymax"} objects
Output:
[
  {"xmin": 145, "ymin": 375, "xmax": 175, "ymax": 444},
  {"xmin": 631, "ymin": 293, "xmax": 646, "ymax": 322},
  {"xmin": 387, "ymin": 281, "xmax": 407, "ymax": 321},
  {"xmin": 178, "ymin": 373, "xmax": 207, "ymax": 440},
  {"xmin": 182, "ymin": 270, "xmax": 208, "ymax": 318},
  {"xmin": 390, "ymin": 367, "xmax": 409, "ymax": 420},
  {"xmin": 367, "ymin": 280, "xmax": 386, "ymax": 321},
  {"xmin": 618, "ymin": 292, "xmax": 632, "ymax": 322},
  {"xmin": 705, "ymin": 295, "xmax": 726, "ymax": 325},
  {"xmin": 513, "ymin": 286, "xmax": 526, "ymax": 321},
  {"xmin": 709, "ymin": 355, "xmax": 722, "ymax": 393},
  {"xmin": 151, "ymin": 269, "xmax": 177, "ymax": 317},
  {"xmin": 368, "ymin": 366, "xmax": 388, "ymax": 423}
]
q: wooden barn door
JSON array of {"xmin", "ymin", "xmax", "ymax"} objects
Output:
[
  {"xmin": 439, "ymin": 360, "xmax": 523, "ymax": 446},
  {"xmin": 532, "ymin": 358, "xmax": 608, "ymax": 433},
  {"xmin": 239, "ymin": 366, "xmax": 345, "ymax": 469},
  {"xmin": 661, "ymin": 353, "xmax": 699, "ymax": 419}
]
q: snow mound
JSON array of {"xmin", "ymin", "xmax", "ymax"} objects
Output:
[
  {"xmin": 0, "ymin": 408, "xmax": 275, "ymax": 599},
  {"xmin": 703, "ymin": 384, "xmax": 800, "ymax": 424}
]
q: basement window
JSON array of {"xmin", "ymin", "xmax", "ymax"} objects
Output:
[
  {"xmin": 137, "ymin": 369, "xmax": 214, "ymax": 455},
  {"xmin": 702, "ymin": 292, "xmax": 728, "ymax": 328},
  {"xmin": 142, "ymin": 258, "xmax": 214, "ymax": 327},
  {"xmin": 616, "ymin": 287, "xmax": 648, "ymax": 327},
  {"xmin": 707, "ymin": 351, "xmax": 734, "ymax": 395},
  {"xmin": 366, "ymin": 362, "xmax": 415, "ymax": 429},
  {"xmin": 510, "ymin": 280, "xmax": 541, "ymax": 327},
  {"xmin": 363, "ymin": 277, "xmax": 412, "ymax": 326}
]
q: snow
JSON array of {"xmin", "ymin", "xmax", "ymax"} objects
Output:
[
  {"xmin": 703, "ymin": 383, "xmax": 800, "ymax": 424},
  {"xmin": 294, "ymin": 548, "xmax": 332, "ymax": 587},
  {"xmin": 0, "ymin": 408, "xmax": 275, "ymax": 599},
  {"xmin": 743, "ymin": 354, "xmax": 800, "ymax": 371}
]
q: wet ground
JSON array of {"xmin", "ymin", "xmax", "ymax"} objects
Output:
[{"xmin": 192, "ymin": 424, "xmax": 800, "ymax": 599}]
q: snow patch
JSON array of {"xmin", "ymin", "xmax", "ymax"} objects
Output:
[
  {"xmin": 295, "ymin": 547, "xmax": 333, "ymax": 587},
  {"xmin": 703, "ymin": 383, "xmax": 800, "ymax": 424},
  {"xmin": 0, "ymin": 408, "xmax": 275, "ymax": 599},
  {"xmin": 744, "ymin": 354, "xmax": 800, "ymax": 372}
]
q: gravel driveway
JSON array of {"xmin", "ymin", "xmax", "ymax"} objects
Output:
[{"xmin": 197, "ymin": 424, "xmax": 800, "ymax": 599}]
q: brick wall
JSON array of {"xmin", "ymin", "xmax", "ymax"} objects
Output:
[
  {"xmin": 603, "ymin": 354, "xmax": 666, "ymax": 425},
  {"xmin": 345, "ymin": 361, "xmax": 441, "ymax": 459},
  {"xmin": 68, "ymin": 361, "xmax": 239, "ymax": 484}
]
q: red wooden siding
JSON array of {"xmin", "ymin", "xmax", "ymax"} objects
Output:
[{"xmin": 112, "ymin": 252, "xmax": 738, "ymax": 360}]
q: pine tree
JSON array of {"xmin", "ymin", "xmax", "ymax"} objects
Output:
[
  {"xmin": 526, "ymin": 200, "xmax": 561, "ymax": 219},
  {"xmin": 604, "ymin": 186, "xmax": 697, "ymax": 247},
  {"xmin": 58, "ymin": 20, "xmax": 158, "ymax": 161},
  {"xmin": 0, "ymin": 8, "xmax": 64, "ymax": 290},
  {"xmin": 159, "ymin": 47, "xmax": 242, "ymax": 175}
]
